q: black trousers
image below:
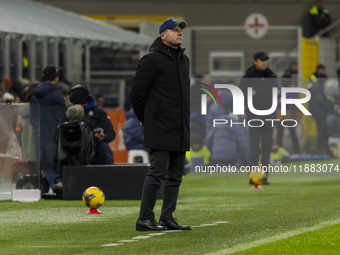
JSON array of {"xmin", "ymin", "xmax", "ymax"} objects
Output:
[
  {"xmin": 139, "ymin": 149, "xmax": 186, "ymax": 221},
  {"xmin": 248, "ymin": 122, "xmax": 274, "ymax": 172}
]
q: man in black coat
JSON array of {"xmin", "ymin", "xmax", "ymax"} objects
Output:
[
  {"xmin": 131, "ymin": 18, "xmax": 191, "ymax": 231},
  {"xmin": 239, "ymin": 52, "xmax": 279, "ymax": 185}
]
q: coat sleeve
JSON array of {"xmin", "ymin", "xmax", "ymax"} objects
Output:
[
  {"xmin": 98, "ymin": 109, "xmax": 116, "ymax": 143},
  {"xmin": 130, "ymin": 53, "xmax": 157, "ymax": 123}
]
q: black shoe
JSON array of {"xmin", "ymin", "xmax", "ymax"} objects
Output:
[
  {"xmin": 262, "ymin": 178, "xmax": 270, "ymax": 185},
  {"xmin": 136, "ymin": 219, "xmax": 167, "ymax": 231},
  {"xmin": 159, "ymin": 219, "xmax": 191, "ymax": 230}
]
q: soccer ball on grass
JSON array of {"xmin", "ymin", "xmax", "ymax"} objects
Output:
[
  {"xmin": 82, "ymin": 186, "xmax": 105, "ymax": 213},
  {"xmin": 249, "ymin": 169, "xmax": 264, "ymax": 187}
]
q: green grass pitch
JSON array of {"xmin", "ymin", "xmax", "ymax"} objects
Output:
[{"xmin": 1, "ymin": 159, "xmax": 340, "ymax": 255}]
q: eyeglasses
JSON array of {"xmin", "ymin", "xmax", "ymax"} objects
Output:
[{"xmin": 168, "ymin": 28, "xmax": 183, "ymax": 33}]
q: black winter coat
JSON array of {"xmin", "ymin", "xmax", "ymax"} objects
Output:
[
  {"xmin": 131, "ymin": 37, "xmax": 190, "ymax": 151},
  {"xmin": 239, "ymin": 66, "xmax": 278, "ymax": 120}
]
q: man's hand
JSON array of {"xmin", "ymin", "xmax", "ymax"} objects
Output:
[{"xmin": 95, "ymin": 132, "xmax": 105, "ymax": 142}]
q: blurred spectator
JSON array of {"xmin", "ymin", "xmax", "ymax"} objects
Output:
[
  {"xmin": 66, "ymin": 84, "xmax": 116, "ymax": 165},
  {"xmin": 239, "ymin": 51, "xmax": 278, "ymax": 184},
  {"xmin": 30, "ymin": 66, "xmax": 67, "ymax": 187},
  {"xmin": 190, "ymin": 112, "xmax": 206, "ymax": 137},
  {"xmin": 23, "ymin": 83, "xmax": 38, "ymax": 103},
  {"xmin": 11, "ymin": 80, "xmax": 24, "ymax": 100},
  {"xmin": 276, "ymin": 67, "xmax": 301, "ymax": 154},
  {"xmin": 19, "ymin": 83, "xmax": 39, "ymax": 175},
  {"xmin": 205, "ymin": 90, "xmax": 248, "ymax": 167},
  {"xmin": 312, "ymin": 63, "xmax": 328, "ymax": 79},
  {"xmin": 323, "ymin": 79, "xmax": 340, "ymax": 137},
  {"xmin": 123, "ymin": 108, "xmax": 146, "ymax": 151},
  {"xmin": 1, "ymin": 77, "xmax": 12, "ymax": 92},
  {"xmin": 95, "ymin": 94, "xmax": 105, "ymax": 108},
  {"xmin": 58, "ymin": 81, "xmax": 72, "ymax": 107},
  {"xmin": 3, "ymin": 92, "xmax": 15, "ymax": 104},
  {"xmin": 308, "ymin": 76, "xmax": 334, "ymax": 156},
  {"xmin": 19, "ymin": 78, "xmax": 30, "ymax": 101},
  {"xmin": 22, "ymin": 43, "xmax": 29, "ymax": 79},
  {"xmin": 270, "ymin": 142, "xmax": 290, "ymax": 166},
  {"xmin": 307, "ymin": 0, "xmax": 332, "ymax": 37},
  {"xmin": 186, "ymin": 133, "xmax": 210, "ymax": 170}
]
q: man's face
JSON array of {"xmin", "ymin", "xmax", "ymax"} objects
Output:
[
  {"xmin": 253, "ymin": 59, "xmax": 268, "ymax": 71},
  {"xmin": 317, "ymin": 67, "xmax": 325, "ymax": 74},
  {"xmin": 97, "ymin": 97, "xmax": 104, "ymax": 107},
  {"xmin": 161, "ymin": 25, "xmax": 183, "ymax": 48},
  {"xmin": 316, "ymin": 1, "xmax": 323, "ymax": 9}
]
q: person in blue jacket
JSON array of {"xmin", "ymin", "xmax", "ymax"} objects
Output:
[
  {"xmin": 123, "ymin": 108, "xmax": 146, "ymax": 151},
  {"xmin": 30, "ymin": 66, "xmax": 67, "ymax": 187},
  {"xmin": 205, "ymin": 90, "xmax": 249, "ymax": 168}
]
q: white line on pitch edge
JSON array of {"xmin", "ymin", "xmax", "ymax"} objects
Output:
[
  {"xmin": 207, "ymin": 218, "xmax": 340, "ymax": 255},
  {"xmin": 101, "ymin": 220, "xmax": 230, "ymax": 247},
  {"xmin": 101, "ymin": 243, "xmax": 123, "ymax": 247}
]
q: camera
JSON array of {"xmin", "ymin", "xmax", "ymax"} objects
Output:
[{"xmin": 93, "ymin": 127, "xmax": 103, "ymax": 134}]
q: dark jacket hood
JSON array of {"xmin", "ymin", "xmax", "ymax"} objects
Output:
[
  {"xmin": 34, "ymin": 81, "xmax": 60, "ymax": 98},
  {"xmin": 149, "ymin": 37, "xmax": 184, "ymax": 58}
]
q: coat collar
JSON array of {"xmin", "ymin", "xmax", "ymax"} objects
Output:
[{"xmin": 149, "ymin": 37, "xmax": 185, "ymax": 60}]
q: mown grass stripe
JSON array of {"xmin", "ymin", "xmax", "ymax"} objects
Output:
[{"xmin": 207, "ymin": 218, "xmax": 340, "ymax": 255}]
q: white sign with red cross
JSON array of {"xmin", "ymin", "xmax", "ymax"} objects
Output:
[{"xmin": 244, "ymin": 13, "xmax": 268, "ymax": 39}]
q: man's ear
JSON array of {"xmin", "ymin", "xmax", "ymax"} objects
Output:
[{"xmin": 160, "ymin": 31, "xmax": 166, "ymax": 41}]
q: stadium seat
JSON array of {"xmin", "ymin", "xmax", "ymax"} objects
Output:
[{"xmin": 128, "ymin": 150, "xmax": 150, "ymax": 163}]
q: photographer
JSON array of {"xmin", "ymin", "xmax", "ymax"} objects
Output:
[{"xmin": 66, "ymin": 85, "xmax": 116, "ymax": 164}]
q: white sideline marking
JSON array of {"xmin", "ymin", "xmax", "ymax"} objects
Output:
[
  {"xmin": 192, "ymin": 221, "xmax": 230, "ymax": 228},
  {"xmin": 148, "ymin": 233, "xmax": 167, "ymax": 236},
  {"xmin": 101, "ymin": 243, "xmax": 122, "ymax": 247},
  {"xmin": 19, "ymin": 245, "xmax": 88, "ymax": 248},
  {"xmin": 101, "ymin": 220, "xmax": 230, "ymax": 247},
  {"xmin": 198, "ymin": 224, "xmax": 217, "ymax": 227},
  {"xmin": 132, "ymin": 235, "xmax": 152, "ymax": 240},
  {"xmin": 207, "ymin": 218, "xmax": 340, "ymax": 255}
]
